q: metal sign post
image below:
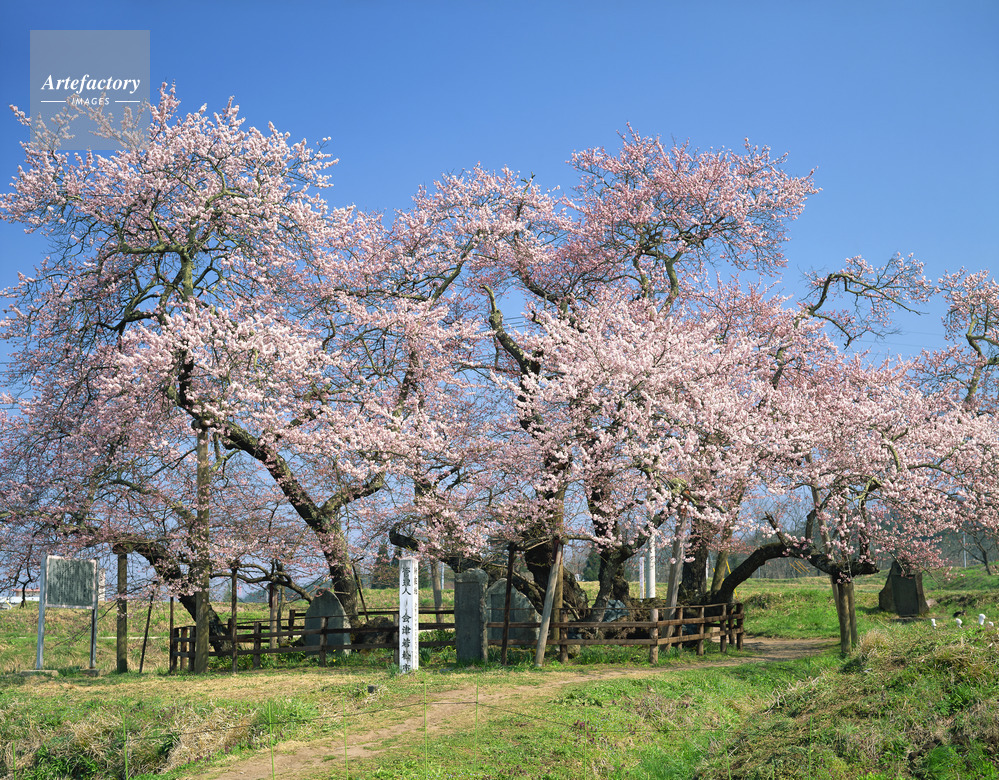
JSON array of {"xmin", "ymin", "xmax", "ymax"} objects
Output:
[
  {"xmin": 35, "ymin": 555, "xmax": 100, "ymax": 671},
  {"xmin": 90, "ymin": 562, "xmax": 99, "ymax": 671},
  {"xmin": 35, "ymin": 563, "xmax": 47, "ymax": 671}
]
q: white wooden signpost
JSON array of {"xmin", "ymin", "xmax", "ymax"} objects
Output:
[
  {"xmin": 36, "ymin": 554, "xmax": 100, "ymax": 671},
  {"xmin": 398, "ymin": 556, "xmax": 419, "ymax": 673},
  {"xmin": 646, "ymin": 533, "xmax": 657, "ymax": 598}
]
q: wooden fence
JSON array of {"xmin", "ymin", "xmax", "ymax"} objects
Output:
[
  {"xmin": 486, "ymin": 602, "xmax": 745, "ymax": 663},
  {"xmin": 170, "ymin": 607, "xmax": 455, "ymax": 672}
]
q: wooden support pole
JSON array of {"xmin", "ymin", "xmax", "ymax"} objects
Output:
[
  {"xmin": 231, "ymin": 565, "xmax": 239, "ymax": 673},
  {"xmin": 116, "ymin": 553, "xmax": 128, "ymax": 673},
  {"xmin": 500, "ymin": 544, "xmax": 515, "ymax": 666},
  {"xmin": 552, "ymin": 548, "xmax": 564, "ymax": 642},
  {"xmin": 268, "ymin": 576, "xmax": 277, "ymax": 650},
  {"xmin": 696, "ymin": 606, "xmax": 705, "ymax": 656},
  {"xmin": 193, "ymin": 424, "xmax": 211, "ymax": 675},
  {"xmin": 534, "ymin": 540, "xmax": 562, "ymax": 668},
  {"xmin": 139, "ymin": 588, "xmax": 154, "ymax": 673}
]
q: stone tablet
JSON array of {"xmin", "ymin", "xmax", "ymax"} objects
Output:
[
  {"xmin": 486, "ymin": 579, "xmax": 540, "ymax": 645},
  {"xmin": 878, "ymin": 560, "xmax": 929, "ymax": 617},
  {"xmin": 454, "ymin": 569, "xmax": 488, "ymax": 663},
  {"xmin": 302, "ymin": 590, "xmax": 351, "ymax": 657}
]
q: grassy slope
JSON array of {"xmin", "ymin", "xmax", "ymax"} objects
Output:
[{"xmin": 1, "ymin": 570, "xmax": 998, "ymax": 778}]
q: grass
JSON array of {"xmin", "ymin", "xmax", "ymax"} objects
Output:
[{"xmin": 1, "ymin": 570, "xmax": 998, "ymax": 778}]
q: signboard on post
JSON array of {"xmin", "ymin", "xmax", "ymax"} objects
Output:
[
  {"xmin": 398, "ymin": 557, "xmax": 419, "ymax": 673},
  {"xmin": 36, "ymin": 555, "xmax": 100, "ymax": 672}
]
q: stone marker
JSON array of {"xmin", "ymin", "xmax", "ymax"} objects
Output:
[
  {"xmin": 486, "ymin": 578, "xmax": 540, "ymax": 645},
  {"xmin": 302, "ymin": 590, "xmax": 350, "ymax": 657},
  {"xmin": 877, "ymin": 559, "xmax": 929, "ymax": 617},
  {"xmin": 455, "ymin": 569, "xmax": 488, "ymax": 663},
  {"xmin": 603, "ymin": 599, "xmax": 628, "ymax": 622}
]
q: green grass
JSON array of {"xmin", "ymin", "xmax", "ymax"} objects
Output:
[{"xmin": 2, "ymin": 572, "xmax": 999, "ymax": 778}]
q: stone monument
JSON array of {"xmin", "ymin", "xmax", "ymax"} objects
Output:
[
  {"xmin": 486, "ymin": 578, "xmax": 540, "ymax": 646},
  {"xmin": 878, "ymin": 560, "xmax": 929, "ymax": 617},
  {"xmin": 302, "ymin": 589, "xmax": 351, "ymax": 657},
  {"xmin": 454, "ymin": 569, "xmax": 489, "ymax": 663}
]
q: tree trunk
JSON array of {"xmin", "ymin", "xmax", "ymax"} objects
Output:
[
  {"xmin": 591, "ymin": 546, "xmax": 634, "ymax": 619},
  {"xmin": 430, "ymin": 560, "xmax": 443, "ymax": 621},
  {"xmin": 709, "ymin": 549, "xmax": 729, "ymax": 597},
  {"xmin": 972, "ymin": 537, "xmax": 993, "ymax": 575},
  {"xmin": 832, "ymin": 577, "xmax": 851, "ymax": 657},
  {"xmin": 711, "ymin": 543, "xmax": 788, "ymax": 605},
  {"xmin": 522, "ymin": 536, "xmax": 589, "ymax": 618},
  {"xmin": 679, "ymin": 530, "xmax": 710, "ymax": 604},
  {"xmin": 845, "ymin": 580, "xmax": 859, "ymax": 648}
]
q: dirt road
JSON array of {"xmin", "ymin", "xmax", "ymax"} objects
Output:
[{"xmin": 199, "ymin": 637, "xmax": 835, "ymax": 780}]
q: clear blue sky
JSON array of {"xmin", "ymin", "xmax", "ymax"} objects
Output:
[{"xmin": 1, "ymin": 0, "xmax": 996, "ymax": 360}]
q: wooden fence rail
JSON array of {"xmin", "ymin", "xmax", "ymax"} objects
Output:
[{"xmin": 170, "ymin": 607, "xmax": 456, "ymax": 672}]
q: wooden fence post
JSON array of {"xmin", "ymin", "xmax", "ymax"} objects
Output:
[
  {"xmin": 253, "ymin": 621, "xmax": 262, "ymax": 669},
  {"xmin": 672, "ymin": 605, "xmax": 683, "ymax": 649},
  {"xmin": 558, "ymin": 608, "xmax": 568, "ymax": 664},
  {"xmin": 169, "ymin": 627, "xmax": 177, "ymax": 672},
  {"xmin": 319, "ymin": 615, "xmax": 329, "ymax": 668},
  {"xmin": 719, "ymin": 603, "xmax": 728, "ymax": 654},
  {"xmin": 649, "ymin": 607, "xmax": 659, "ymax": 664},
  {"xmin": 182, "ymin": 627, "xmax": 191, "ymax": 671},
  {"xmin": 696, "ymin": 606, "xmax": 705, "ymax": 656}
]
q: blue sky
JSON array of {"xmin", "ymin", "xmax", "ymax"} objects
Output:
[{"xmin": 1, "ymin": 1, "xmax": 996, "ymax": 361}]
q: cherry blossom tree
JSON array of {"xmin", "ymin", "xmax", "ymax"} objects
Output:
[
  {"xmin": 923, "ymin": 271, "xmax": 999, "ymax": 574},
  {"xmin": 2, "ymin": 89, "xmax": 976, "ymax": 657},
  {"xmin": 0, "ymin": 86, "xmax": 443, "ymax": 623}
]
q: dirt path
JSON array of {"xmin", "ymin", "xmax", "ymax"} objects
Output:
[{"xmin": 198, "ymin": 637, "xmax": 834, "ymax": 780}]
